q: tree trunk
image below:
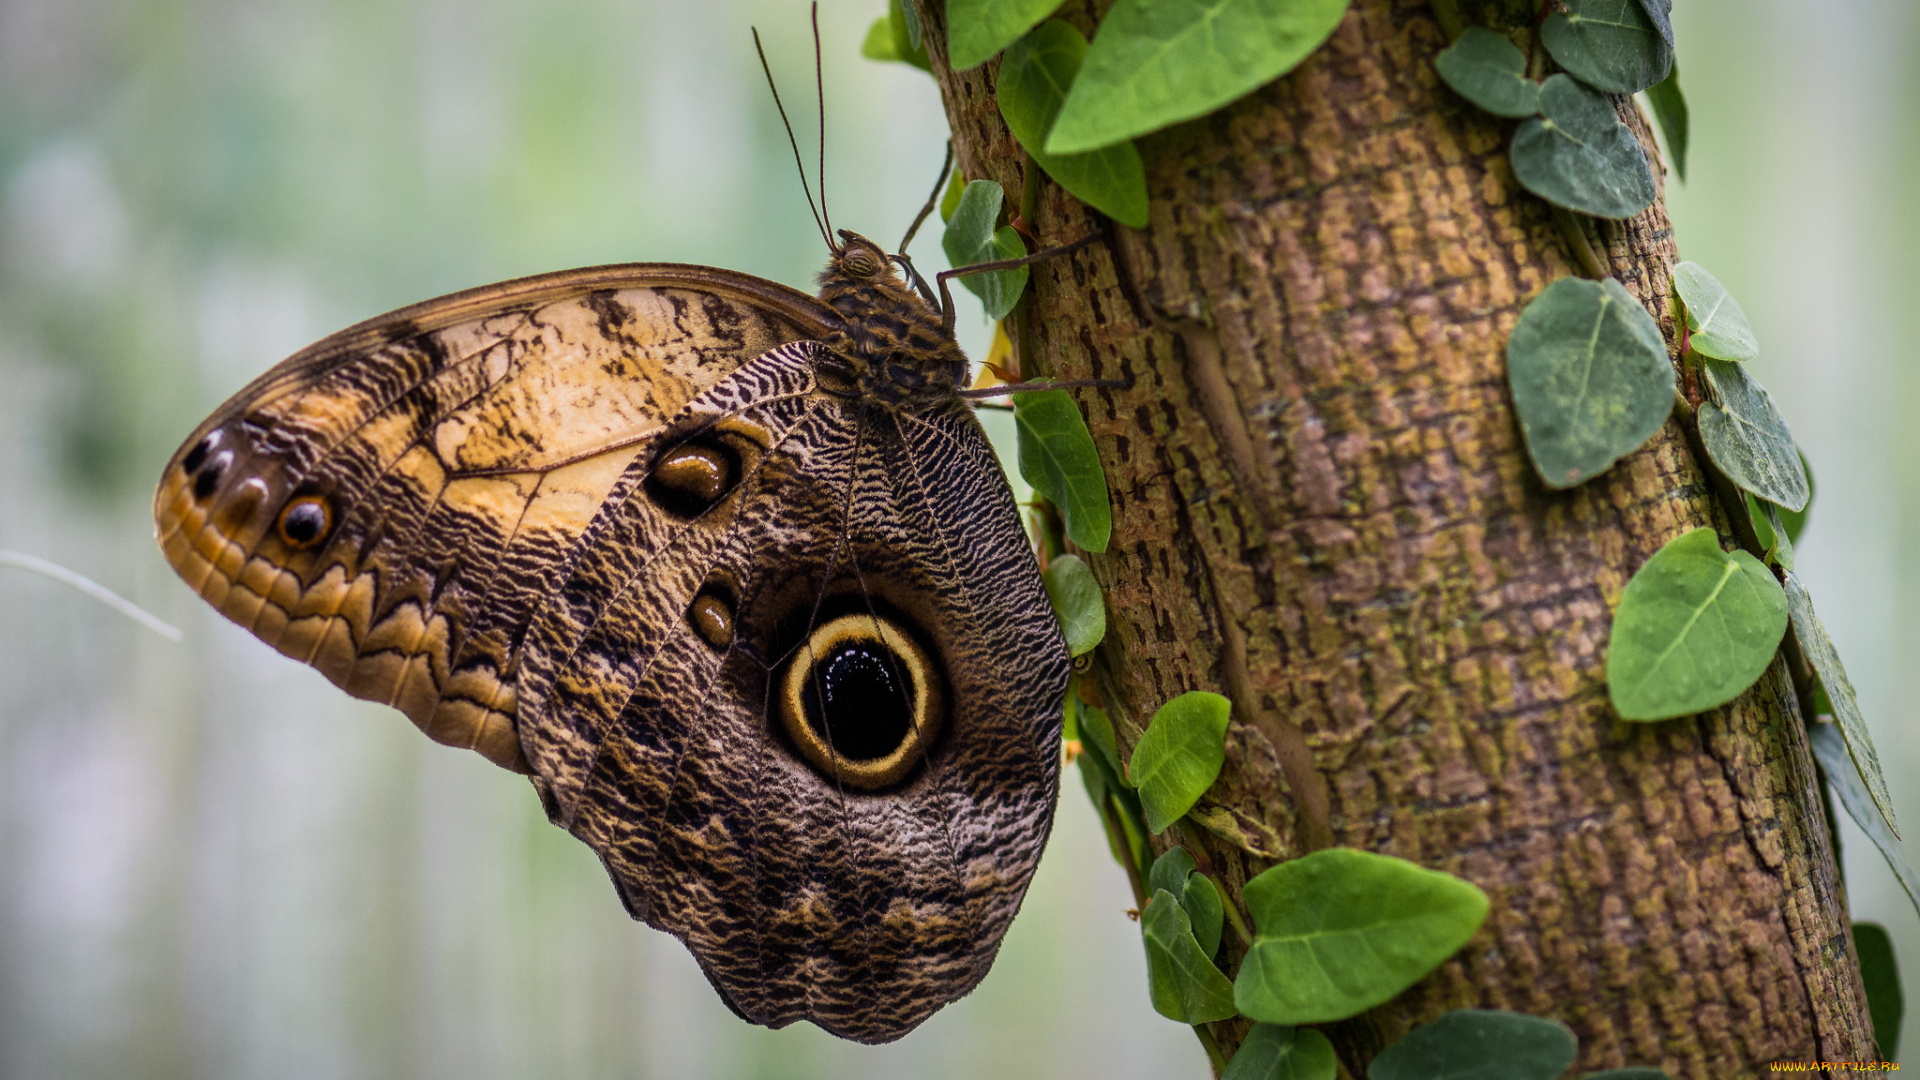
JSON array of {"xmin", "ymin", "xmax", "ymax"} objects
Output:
[{"xmin": 917, "ymin": 0, "xmax": 1874, "ymax": 1073}]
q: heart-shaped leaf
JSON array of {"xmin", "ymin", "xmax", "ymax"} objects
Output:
[
  {"xmin": 1142, "ymin": 887, "xmax": 1239, "ymax": 1024},
  {"xmin": 1013, "ymin": 389, "xmax": 1112, "ymax": 552},
  {"xmin": 1148, "ymin": 845, "xmax": 1198, "ymax": 897},
  {"xmin": 947, "ymin": 0, "xmax": 1067, "ymax": 70},
  {"xmin": 1851, "ymin": 922, "xmax": 1904, "ymax": 1058},
  {"xmin": 1698, "ymin": 359, "xmax": 1809, "ymax": 511},
  {"xmin": 1510, "ymin": 74, "xmax": 1657, "ymax": 219},
  {"xmin": 1672, "ymin": 260, "xmax": 1759, "ymax": 362},
  {"xmin": 1145, "ymin": 846, "xmax": 1224, "ymax": 955},
  {"xmin": 1046, "ymin": 0, "xmax": 1350, "ymax": 154},
  {"xmin": 1042, "ymin": 553, "xmax": 1106, "ymax": 656},
  {"xmin": 941, "ymin": 179, "xmax": 1028, "ymax": 321},
  {"xmin": 1128, "ymin": 690, "xmax": 1231, "ymax": 833},
  {"xmin": 1506, "ymin": 276, "xmax": 1674, "ymax": 488},
  {"xmin": 1810, "ymin": 723, "xmax": 1920, "ymax": 927},
  {"xmin": 1645, "ymin": 62, "xmax": 1688, "ymax": 182},
  {"xmin": 1223, "ymin": 1025, "xmax": 1339, "ymax": 1080},
  {"xmin": 1540, "ymin": 0, "xmax": 1672, "ymax": 94},
  {"xmin": 1234, "ymin": 849, "xmax": 1489, "ymax": 1025},
  {"xmin": 997, "ymin": 20, "xmax": 1151, "ymax": 228},
  {"xmin": 1434, "ymin": 28, "xmax": 1540, "ymax": 118},
  {"xmin": 1606, "ymin": 528, "xmax": 1788, "ymax": 721},
  {"xmin": 1369, "ymin": 1010, "xmax": 1578, "ymax": 1080},
  {"xmin": 1182, "ymin": 871, "xmax": 1225, "ymax": 958},
  {"xmin": 1787, "ymin": 574, "xmax": 1896, "ymax": 837}
]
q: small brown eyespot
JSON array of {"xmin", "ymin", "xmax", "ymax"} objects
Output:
[
  {"xmin": 688, "ymin": 591, "xmax": 734, "ymax": 650},
  {"xmin": 277, "ymin": 495, "xmax": 333, "ymax": 549}
]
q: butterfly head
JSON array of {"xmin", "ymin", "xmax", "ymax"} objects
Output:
[{"xmin": 816, "ymin": 230, "xmax": 968, "ymax": 408}]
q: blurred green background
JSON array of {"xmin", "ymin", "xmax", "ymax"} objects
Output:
[{"xmin": 0, "ymin": 0, "xmax": 1912, "ymax": 1076}]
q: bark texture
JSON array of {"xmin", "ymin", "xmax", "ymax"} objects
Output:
[{"xmin": 916, "ymin": 0, "xmax": 1874, "ymax": 1074}]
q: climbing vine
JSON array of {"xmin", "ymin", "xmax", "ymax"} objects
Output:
[{"xmin": 870, "ymin": 0, "xmax": 1904, "ymax": 1073}]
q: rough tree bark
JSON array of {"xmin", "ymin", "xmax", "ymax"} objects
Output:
[{"xmin": 915, "ymin": 0, "xmax": 1874, "ymax": 1074}]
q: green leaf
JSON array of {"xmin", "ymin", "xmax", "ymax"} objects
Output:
[
  {"xmin": 1673, "ymin": 260, "xmax": 1760, "ymax": 362},
  {"xmin": 862, "ymin": 17, "xmax": 899, "ymax": 62},
  {"xmin": 864, "ymin": 0, "xmax": 933, "ymax": 71},
  {"xmin": 1510, "ymin": 75, "xmax": 1657, "ymax": 219},
  {"xmin": 1129, "ymin": 691, "xmax": 1231, "ymax": 833},
  {"xmin": 1606, "ymin": 528, "xmax": 1788, "ymax": 721},
  {"xmin": 1812, "ymin": 723, "xmax": 1920, "ymax": 929},
  {"xmin": 941, "ymin": 179, "xmax": 1028, "ymax": 320},
  {"xmin": 1148, "ymin": 846, "xmax": 1198, "ymax": 897},
  {"xmin": 1506, "ymin": 276, "xmax": 1674, "ymax": 488},
  {"xmin": 1636, "ymin": 0, "xmax": 1673, "ymax": 47},
  {"xmin": 947, "ymin": 0, "xmax": 1066, "ymax": 70},
  {"xmin": 1746, "ymin": 496, "xmax": 1793, "ymax": 573},
  {"xmin": 1046, "ymin": 0, "xmax": 1349, "ymax": 155},
  {"xmin": 897, "ymin": 0, "xmax": 924, "ymax": 49},
  {"xmin": 1853, "ymin": 922, "xmax": 1904, "ymax": 1058},
  {"xmin": 1644, "ymin": 60, "xmax": 1688, "ymax": 182},
  {"xmin": 939, "ymin": 169, "xmax": 966, "ymax": 224},
  {"xmin": 1014, "ymin": 389, "xmax": 1112, "ymax": 552},
  {"xmin": 997, "ymin": 20, "xmax": 1151, "ymax": 228},
  {"xmin": 1433, "ymin": 28, "xmax": 1540, "ymax": 118},
  {"xmin": 1143, "ymin": 846, "xmax": 1223, "ymax": 954},
  {"xmin": 1142, "ymin": 887, "xmax": 1239, "ymax": 1024},
  {"xmin": 1540, "ymin": 0, "xmax": 1672, "ymax": 95},
  {"xmin": 1183, "ymin": 872, "xmax": 1225, "ymax": 957},
  {"xmin": 1787, "ymin": 574, "xmax": 1897, "ymax": 837},
  {"xmin": 1234, "ymin": 849, "xmax": 1489, "ymax": 1025},
  {"xmin": 1780, "ymin": 450, "xmax": 1813, "ymax": 544},
  {"xmin": 1223, "ymin": 1025, "xmax": 1339, "ymax": 1080},
  {"xmin": 1078, "ymin": 701, "xmax": 1126, "ymax": 785},
  {"xmin": 1369, "ymin": 1010, "xmax": 1578, "ymax": 1080},
  {"xmin": 1042, "ymin": 553, "xmax": 1106, "ymax": 655},
  {"xmin": 1698, "ymin": 359, "xmax": 1810, "ymax": 512}
]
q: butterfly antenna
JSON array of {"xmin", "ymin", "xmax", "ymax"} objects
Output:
[
  {"xmin": 811, "ymin": 2, "xmax": 833, "ymax": 240},
  {"xmin": 897, "ymin": 142, "xmax": 953, "ymax": 253},
  {"xmin": 753, "ymin": 26, "xmax": 832, "ymax": 251}
]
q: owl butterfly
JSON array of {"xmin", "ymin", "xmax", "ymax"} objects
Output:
[{"xmin": 151, "ymin": 33, "xmax": 1101, "ymax": 1040}]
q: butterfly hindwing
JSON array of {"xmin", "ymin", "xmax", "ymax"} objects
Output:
[{"xmin": 506, "ymin": 347, "xmax": 1066, "ymax": 1041}]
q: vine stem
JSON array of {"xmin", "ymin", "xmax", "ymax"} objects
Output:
[
  {"xmin": 1552, "ymin": 207, "xmax": 1610, "ymax": 279},
  {"xmin": 1194, "ymin": 1025, "xmax": 1229, "ymax": 1072},
  {"xmin": 1669, "ymin": 375, "xmax": 1821, "ymax": 722}
]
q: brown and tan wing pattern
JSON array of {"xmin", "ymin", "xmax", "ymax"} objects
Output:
[
  {"xmin": 509, "ymin": 345, "xmax": 1069, "ymax": 1042},
  {"xmin": 154, "ymin": 264, "xmax": 834, "ymax": 769}
]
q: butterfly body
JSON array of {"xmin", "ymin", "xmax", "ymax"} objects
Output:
[{"xmin": 155, "ymin": 233, "xmax": 1071, "ymax": 1042}]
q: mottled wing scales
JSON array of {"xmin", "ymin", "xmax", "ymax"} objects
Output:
[
  {"xmin": 527, "ymin": 362, "xmax": 1069, "ymax": 1042},
  {"xmin": 155, "ymin": 269, "xmax": 828, "ymax": 768}
]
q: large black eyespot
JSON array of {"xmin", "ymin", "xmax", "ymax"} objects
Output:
[
  {"xmin": 775, "ymin": 612, "xmax": 945, "ymax": 791},
  {"xmin": 277, "ymin": 494, "xmax": 333, "ymax": 549}
]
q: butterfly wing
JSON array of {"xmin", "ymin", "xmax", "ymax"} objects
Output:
[
  {"xmin": 157, "ymin": 264, "xmax": 1070, "ymax": 1042},
  {"xmin": 511, "ymin": 342, "xmax": 1068, "ymax": 1042},
  {"xmin": 155, "ymin": 264, "xmax": 835, "ymax": 769}
]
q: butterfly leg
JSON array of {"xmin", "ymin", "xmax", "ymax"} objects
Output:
[{"xmin": 934, "ymin": 232, "xmax": 1100, "ymax": 338}]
